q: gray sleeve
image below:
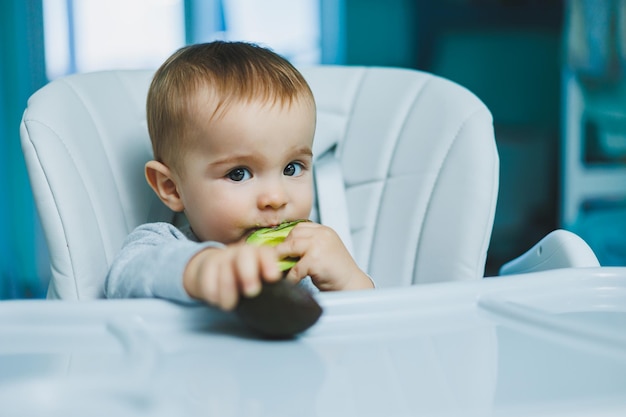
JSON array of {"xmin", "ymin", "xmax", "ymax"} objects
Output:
[{"xmin": 105, "ymin": 222, "xmax": 224, "ymax": 303}]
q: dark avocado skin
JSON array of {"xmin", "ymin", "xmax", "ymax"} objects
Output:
[{"xmin": 235, "ymin": 279, "xmax": 323, "ymax": 339}]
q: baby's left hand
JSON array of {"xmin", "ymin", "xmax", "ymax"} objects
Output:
[{"xmin": 275, "ymin": 222, "xmax": 374, "ymax": 291}]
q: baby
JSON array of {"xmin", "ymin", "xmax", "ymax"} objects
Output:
[{"xmin": 105, "ymin": 41, "xmax": 373, "ymax": 310}]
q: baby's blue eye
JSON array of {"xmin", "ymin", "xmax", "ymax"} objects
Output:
[
  {"xmin": 227, "ymin": 167, "xmax": 251, "ymax": 182},
  {"xmin": 284, "ymin": 162, "xmax": 303, "ymax": 177}
]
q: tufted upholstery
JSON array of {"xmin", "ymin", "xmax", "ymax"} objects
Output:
[{"xmin": 20, "ymin": 66, "xmax": 498, "ymax": 300}]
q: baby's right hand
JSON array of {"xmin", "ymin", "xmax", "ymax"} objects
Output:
[{"xmin": 183, "ymin": 244, "xmax": 282, "ymax": 310}]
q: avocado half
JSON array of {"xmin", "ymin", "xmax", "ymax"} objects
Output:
[{"xmin": 235, "ymin": 220, "xmax": 323, "ymax": 338}]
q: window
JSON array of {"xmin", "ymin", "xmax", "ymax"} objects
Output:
[
  {"xmin": 43, "ymin": 0, "xmax": 186, "ymax": 79},
  {"xmin": 43, "ymin": 0, "xmax": 323, "ymax": 80}
]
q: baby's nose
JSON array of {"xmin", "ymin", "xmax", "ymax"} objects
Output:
[{"xmin": 258, "ymin": 182, "xmax": 288, "ymax": 209}]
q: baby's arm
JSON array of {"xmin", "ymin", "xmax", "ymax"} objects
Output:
[
  {"xmin": 183, "ymin": 244, "xmax": 282, "ymax": 310},
  {"xmin": 105, "ymin": 222, "xmax": 223, "ymax": 302},
  {"xmin": 275, "ymin": 222, "xmax": 374, "ymax": 291}
]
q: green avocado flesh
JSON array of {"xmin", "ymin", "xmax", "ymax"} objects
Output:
[
  {"xmin": 246, "ymin": 220, "xmax": 308, "ymax": 271},
  {"xmin": 238, "ymin": 219, "xmax": 322, "ymax": 338}
]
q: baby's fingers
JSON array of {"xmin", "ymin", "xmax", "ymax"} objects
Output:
[
  {"xmin": 235, "ymin": 245, "xmax": 264, "ymax": 298},
  {"xmin": 236, "ymin": 246, "xmax": 282, "ymax": 298},
  {"xmin": 199, "ymin": 261, "xmax": 238, "ymax": 311},
  {"xmin": 258, "ymin": 245, "xmax": 282, "ymax": 283},
  {"xmin": 217, "ymin": 268, "xmax": 238, "ymax": 310},
  {"xmin": 274, "ymin": 237, "xmax": 304, "ymax": 264}
]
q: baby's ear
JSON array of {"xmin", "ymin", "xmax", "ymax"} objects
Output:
[{"xmin": 145, "ymin": 160, "xmax": 185, "ymax": 212}]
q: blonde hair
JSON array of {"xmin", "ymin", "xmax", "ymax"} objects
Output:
[{"xmin": 146, "ymin": 41, "xmax": 315, "ymax": 171}]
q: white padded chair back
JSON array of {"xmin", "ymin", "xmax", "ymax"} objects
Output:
[{"xmin": 20, "ymin": 66, "xmax": 498, "ymax": 300}]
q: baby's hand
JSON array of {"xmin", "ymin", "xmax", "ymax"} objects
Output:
[
  {"xmin": 183, "ymin": 244, "xmax": 282, "ymax": 310},
  {"xmin": 275, "ymin": 222, "xmax": 374, "ymax": 291}
]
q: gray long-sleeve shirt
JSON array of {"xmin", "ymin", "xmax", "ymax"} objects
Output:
[
  {"xmin": 105, "ymin": 222, "xmax": 317, "ymax": 303},
  {"xmin": 105, "ymin": 222, "xmax": 223, "ymax": 303}
]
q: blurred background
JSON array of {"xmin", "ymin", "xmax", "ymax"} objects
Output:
[{"xmin": 1, "ymin": 0, "xmax": 625, "ymax": 299}]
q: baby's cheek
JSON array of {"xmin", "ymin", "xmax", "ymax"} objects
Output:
[
  {"xmin": 204, "ymin": 223, "xmax": 240, "ymax": 244},
  {"xmin": 299, "ymin": 185, "xmax": 314, "ymax": 218},
  {"xmin": 223, "ymin": 218, "xmax": 255, "ymax": 244}
]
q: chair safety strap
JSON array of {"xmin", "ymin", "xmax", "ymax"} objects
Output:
[{"xmin": 313, "ymin": 148, "xmax": 354, "ymax": 256}]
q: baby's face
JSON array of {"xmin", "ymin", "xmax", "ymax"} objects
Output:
[{"xmin": 175, "ymin": 97, "xmax": 316, "ymax": 243}]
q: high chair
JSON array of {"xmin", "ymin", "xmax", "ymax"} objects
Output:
[
  {"xmin": 14, "ymin": 65, "xmax": 626, "ymax": 417},
  {"xmin": 19, "ymin": 66, "xmax": 595, "ymax": 300}
]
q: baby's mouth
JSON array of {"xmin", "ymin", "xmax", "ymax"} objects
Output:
[
  {"xmin": 245, "ymin": 220, "xmax": 309, "ymax": 245},
  {"xmin": 242, "ymin": 225, "xmax": 274, "ymax": 241},
  {"xmin": 241, "ymin": 228, "xmax": 259, "ymax": 242},
  {"xmin": 241, "ymin": 221, "xmax": 289, "ymax": 242}
]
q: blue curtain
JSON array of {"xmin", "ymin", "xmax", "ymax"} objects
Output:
[
  {"xmin": 0, "ymin": 0, "xmax": 48, "ymax": 299},
  {"xmin": 184, "ymin": 0, "xmax": 225, "ymax": 44}
]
